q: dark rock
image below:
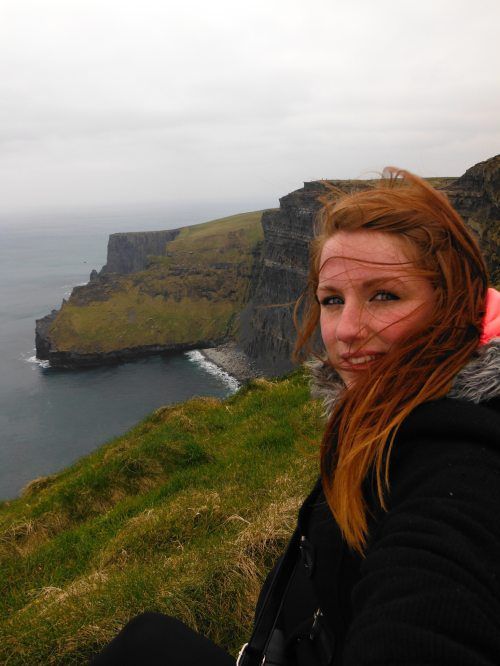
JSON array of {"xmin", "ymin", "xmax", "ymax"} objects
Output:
[
  {"xmin": 45, "ymin": 339, "xmax": 227, "ymax": 369},
  {"xmin": 35, "ymin": 310, "xmax": 59, "ymax": 360},
  {"xmin": 101, "ymin": 229, "xmax": 181, "ymax": 274},
  {"xmin": 444, "ymin": 155, "xmax": 500, "ymax": 286}
]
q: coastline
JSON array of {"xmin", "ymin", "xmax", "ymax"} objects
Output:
[{"xmin": 199, "ymin": 341, "xmax": 262, "ymax": 384}]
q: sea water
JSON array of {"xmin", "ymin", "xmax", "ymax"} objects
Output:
[{"xmin": 0, "ymin": 205, "xmax": 241, "ymax": 500}]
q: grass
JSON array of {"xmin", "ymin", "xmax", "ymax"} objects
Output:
[
  {"xmin": 0, "ymin": 371, "xmax": 323, "ymax": 664},
  {"xmin": 46, "ymin": 211, "xmax": 264, "ymax": 354}
]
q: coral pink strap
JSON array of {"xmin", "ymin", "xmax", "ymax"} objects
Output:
[{"xmin": 480, "ymin": 288, "xmax": 500, "ymax": 344}]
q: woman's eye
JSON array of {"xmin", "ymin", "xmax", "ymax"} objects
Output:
[
  {"xmin": 320, "ymin": 295, "xmax": 344, "ymax": 306},
  {"xmin": 372, "ymin": 291, "xmax": 399, "ymax": 302}
]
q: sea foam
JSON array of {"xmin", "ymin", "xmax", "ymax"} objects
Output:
[
  {"xmin": 24, "ymin": 353, "xmax": 50, "ymax": 369},
  {"xmin": 185, "ymin": 350, "xmax": 239, "ymax": 393}
]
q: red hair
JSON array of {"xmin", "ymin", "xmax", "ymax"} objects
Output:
[{"xmin": 294, "ymin": 169, "xmax": 488, "ymax": 554}]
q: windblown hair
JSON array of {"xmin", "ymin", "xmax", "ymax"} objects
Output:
[{"xmin": 294, "ymin": 168, "xmax": 488, "ymax": 554}]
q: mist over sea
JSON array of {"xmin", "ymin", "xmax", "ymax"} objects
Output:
[{"xmin": 0, "ymin": 204, "xmax": 246, "ymax": 500}]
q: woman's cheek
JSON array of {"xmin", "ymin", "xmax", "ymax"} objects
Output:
[
  {"xmin": 377, "ymin": 307, "xmax": 416, "ymax": 343},
  {"xmin": 320, "ymin": 314, "xmax": 338, "ymax": 354}
]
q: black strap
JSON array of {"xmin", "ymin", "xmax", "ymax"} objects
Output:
[
  {"xmin": 238, "ymin": 480, "xmax": 323, "ymax": 666},
  {"xmin": 238, "ymin": 527, "xmax": 301, "ymax": 666}
]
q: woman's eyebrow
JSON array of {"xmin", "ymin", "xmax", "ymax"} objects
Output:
[
  {"xmin": 362, "ymin": 276, "xmax": 405, "ymax": 289},
  {"xmin": 317, "ymin": 276, "xmax": 405, "ymax": 292}
]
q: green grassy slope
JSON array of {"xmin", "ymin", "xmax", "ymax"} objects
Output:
[
  {"xmin": 0, "ymin": 372, "xmax": 322, "ymax": 664},
  {"xmin": 47, "ymin": 211, "xmax": 264, "ymax": 354}
]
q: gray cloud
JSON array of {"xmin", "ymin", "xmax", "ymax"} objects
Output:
[{"xmin": 0, "ymin": 0, "xmax": 499, "ymax": 215}]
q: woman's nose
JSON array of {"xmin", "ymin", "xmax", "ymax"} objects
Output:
[{"xmin": 335, "ymin": 302, "xmax": 368, "ymax": 344}]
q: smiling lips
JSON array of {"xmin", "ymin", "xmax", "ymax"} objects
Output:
[{"xmin": 339, "ymin": 353, "xmax": 384, "ymax": 368}]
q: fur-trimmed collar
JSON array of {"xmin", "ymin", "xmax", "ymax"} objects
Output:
[{"xmin": 307, "ymin": 338, "xmax": 500, "ymax": 418}]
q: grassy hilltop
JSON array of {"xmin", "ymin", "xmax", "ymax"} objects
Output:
[
  {"xmin": 0, "ymin": 371, "xmax": 322, "ymax": 664},
  {"xmin": 46, "ymin": 211, "xmax": 264, "ymax": 355}
]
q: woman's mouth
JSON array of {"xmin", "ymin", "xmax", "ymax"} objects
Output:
[
  {"xmin": 339, "ymin": 353, "xmax": 384, "ymax": 369},
  {"xmin": 348, "ymin": 355, "xmax": 379, "ymax": 365}
]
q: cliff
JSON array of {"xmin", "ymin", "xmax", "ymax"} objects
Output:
[
  {"xmin": 241, "ymin": 157, "xmax": 500, "ymax": 374},
  {"xmin": 102, "ymin": 229, "xmax": 181, "ymax": 274},
  {"xmin": 445, "ymin": 155, "xmax": 500, "ymax": 286},
  {"xmin": 36, "ymin": 212, "xmax": 264, "ymax": 367},
  {"xmin": 35, "ymin": 155, "xmax": 500, "ymax": 374}
]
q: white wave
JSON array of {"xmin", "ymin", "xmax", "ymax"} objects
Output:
[
  {"xmin": 185, "ymin": 350, "xmax": 240, "ymax": 392},
  {"xmin": 62, "ymin": 282, "xmax": 89, "ymax": 298},
  {"xmin": 61, "ymin": 282, "xmax": 89, "ymax": 289},
  {"xmin": 24, "ymin": 353, "xmax": 50, "ymax": 369}
]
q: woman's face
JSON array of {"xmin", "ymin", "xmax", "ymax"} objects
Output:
[{"xmin": 317, "ymin": 230, "xmax": 436, "ymax": 387}]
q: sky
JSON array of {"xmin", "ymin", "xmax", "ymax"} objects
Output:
[{"xmin": 1, "ymin": 0, "xmax": 499, "ymax": 218}]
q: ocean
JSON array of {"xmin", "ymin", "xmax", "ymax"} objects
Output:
[{"xmin": 0, "ymin": 205, "xmax": 242, "ymax": 501}]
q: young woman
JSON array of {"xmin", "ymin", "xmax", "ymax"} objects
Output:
[
  {"xmin": 245, "ymin": 168, "xmax": 500, "ymax": 666},
  {"xmin": 91, "ymin": 170, "xmax": 500, "ymax": 665}
]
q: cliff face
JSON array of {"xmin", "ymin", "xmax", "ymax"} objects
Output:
[
  {"xmin": 242, "ymin": 157, "xmax": 500, "ymax": 374},
  {"xmin": 240, "ymin": 182, "xmax": 327, "ymax": 374},
  {"xmin": 102, "ymin": 229, "xmax": 181, "ymax": 274},
  {"xmin": 445, "ymin": 155, "xmax": 500, "ymax": 286}
]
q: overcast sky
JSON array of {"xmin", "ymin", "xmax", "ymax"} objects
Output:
[{"xmin": 1, "ymin": 0, "xmax": 499, "ymax": 218}]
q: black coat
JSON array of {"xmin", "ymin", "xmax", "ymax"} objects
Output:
[{"xmin": 258, "ymin": 342, "xmax": 500, "ymax": 666}]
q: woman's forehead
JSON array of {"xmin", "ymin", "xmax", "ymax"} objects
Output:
[
  {"xmin": 319, "ymin": 230, "xmax": 413, "ymax": 266},
  {"xmin": 318, "ymin": 231, "xmax": 417, "ymax": 285}
]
